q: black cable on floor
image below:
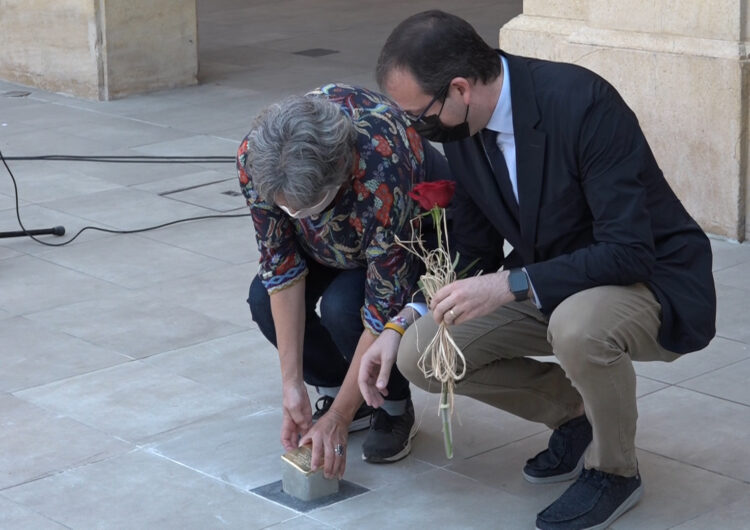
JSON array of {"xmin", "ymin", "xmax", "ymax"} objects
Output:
[
  {"xmin": 3, "ymin": 155, "xmax": 235, "ymax": 163},
  {"xmin": 0, "ymin": 149, "xmax": 250, "ymax": 247}
]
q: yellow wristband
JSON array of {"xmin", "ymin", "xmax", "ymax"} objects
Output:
[{"xmin": 383, "ymin": 322, "xmax": 405, "ymax": 336}]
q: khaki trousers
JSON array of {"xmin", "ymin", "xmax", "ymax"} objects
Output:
[{"xmin": 397, "ymin": 283, "xmax": 679, "ymax": 477}]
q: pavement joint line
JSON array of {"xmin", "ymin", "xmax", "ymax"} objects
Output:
[
  {"xmin": 672, "ymin": 384, "xmax": 750, "ymax": 408},
  {"xmin": 636, "ymin": 447, "xmax": 750, "ymax": 485},
  {"xmin": 158, "ymin": 176, "xmax": 236, "ymax": 195},
  {"xmin": 0, "ymin": 447, "xmax": 138, "ymax": 493},
  {"xmin": 460, "ymin": 427, "xmax": 550, "ymax": 462},
  {"xmin": 143, "ymin": 446, "xmax": 258, "ymax": 495},
  {"xmin": 669, "ymin": 356, "xmax": 750, "ymax": 385}
]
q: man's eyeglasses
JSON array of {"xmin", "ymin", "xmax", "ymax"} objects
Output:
[{"xmin": 405, "ymin": 84, "xmax": 450, "ymax": 123}]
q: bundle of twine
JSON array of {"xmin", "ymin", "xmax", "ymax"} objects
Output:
[{"xmin": 396, "ymin": 212, "xmax": 467, "ymax": 458}]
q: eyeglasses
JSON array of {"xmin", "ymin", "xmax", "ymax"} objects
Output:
[{"xmin": 405, "ymin": 84, "xmax": 450, "ymax": 123}]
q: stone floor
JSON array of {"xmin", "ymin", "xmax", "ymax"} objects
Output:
[{"xmin": 1, "ymin": 1, "xmax": 749, "ymax": 528}]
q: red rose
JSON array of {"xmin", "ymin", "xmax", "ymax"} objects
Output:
[{"xmin": 409, "ymin": 180, "xmax": 456, "ymax": 210}]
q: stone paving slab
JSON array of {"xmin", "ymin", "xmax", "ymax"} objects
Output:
[
  {"xmin": 1, "ymin": 1, "xmax": 749, "ymax": 528},
  {"xmin": 14, "ymin": 362, "xmax": 249, "ymax": 442},
  {"xmin": 0, "ymin": 394, "xmax": 132, "ymax": 490},
  {"xmin": 1, "ymin": 450, "xmax": 295, "ymax": 529}
]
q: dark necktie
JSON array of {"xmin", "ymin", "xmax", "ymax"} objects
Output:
[{"xmin": 481, "ymin": 128, "xmax": 519, "ymax": 221}]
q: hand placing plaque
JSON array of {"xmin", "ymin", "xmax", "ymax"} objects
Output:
[{"xmin": 281, "ymin": 445, "xmax": 339, "ymax": 501}]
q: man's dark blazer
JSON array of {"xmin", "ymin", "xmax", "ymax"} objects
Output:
[{"xmin": 445, "ymin": 52, "xmax": 716, "ymax": 354}]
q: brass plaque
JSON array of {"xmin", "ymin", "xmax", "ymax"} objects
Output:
[{"xmin": 281, "ymin": 444, "xmax": 314, "ymax": 475}]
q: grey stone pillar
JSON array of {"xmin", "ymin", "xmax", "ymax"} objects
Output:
[
  {"xmin": 0, "ymin": 0, "xmax": 198, "ymax": 100},
  {"xmin": 500, "ymin": 0, "xmax": 749, "ymax": 241}
]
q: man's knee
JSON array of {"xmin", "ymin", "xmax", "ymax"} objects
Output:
[
  {"xmin": 548, "ymin": 287, "xmax": 625, "ymax": 372},
  {"xmin": 396, "ymin": 320, "xmax": 440, "ymax": 393}
]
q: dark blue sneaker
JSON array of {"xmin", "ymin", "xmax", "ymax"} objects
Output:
[
  {"xmin": 523, "ymin": 415, "xmax": 592, "ymax": 483},
  {"xmin": 361, "ymin": 399, "xmax": 416, "ymax": 463},
  {"xmin": 536, "ymin": 468, "xmax": 643, "ymax": 530}
]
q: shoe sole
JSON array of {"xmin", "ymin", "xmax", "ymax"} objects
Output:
[
  {"xmin": 522, "ymin": 451, "xmax": 585, "ymax": 484},
  {"xmin": 361, "ymin": 421, "xmax": 418, "ymax": 464},
  {"xmin": 535, "ymin": 482, "xmax": 643, "ymax": 530}
]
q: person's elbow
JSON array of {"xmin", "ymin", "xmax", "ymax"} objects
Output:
[{"xmin": 612, "ymin": 241, "xmax": 655, "ymax": 284}]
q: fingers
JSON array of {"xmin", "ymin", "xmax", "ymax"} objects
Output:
[
  {"xmin": 358, "ymin": 355, "xmax": 386, "ymax": 408},
  {"xmin": 299, "ymin": 426, "xmax": 320, "ymax": 468},
  {"xmin": 281, "ymin": 414, "xmax": 300, "ymax": 451},
  {"xmin": 367, "ymin": 388, "xmax": 386, "ymax": 409},
  {"xmin": 451, "ymin": 308, "xmax": 471, "ymax": 326},
  {"xmin": 323, "ymin": 439, "xmax": 347, "ymax": 479},
  {"xmin": 308, "ymin": 434, "xmax": 325, "ymax": 472},
  {"xmin": 333, "ymin": 443, "xmax": 347, "ymax": 480},
  {"xmin": 296, "ymin": 407, "xmax": 315, "ymax": 451},
  {"xmin": 376, "ymin": 359, "xmax": 393, "ymax": 394},
  {"xmin": 362, "ymin": 382, "xmax": 385, "ymax": 409},
  {"xmin": 431, "ymin": 283, "xmax": 459, "ymax": 324},
  {"xmin": 447, "ymin": 274, "xmax": 507, "ymax": 325},
  {"xmin": 433, "ymin": 296, "xmax": 461, "ymax": 326},
  {"xmin": 323, "ymin": 441, "xmax": 335, "ymax": 479},
  {"xmin": 431, "ymin": 283, "xmax": 451, "ymax": 309},
  {"xmin": 327, "ymin": 433, "xmax": 348, "ymax": 479},
  {"xmin": 300, "ymin": 422, "xmax": 347, "ymax": 479},
  {"xmin": 362, "ymin": 386, "xmax": 387, "ymax": 410},
  {"xmin": 430, "ymin": 280, "xmax": 477, "ymax": 326},
  {"xmin": 357, "ymin": 356, "xmax": 376, "ymax": 403}
]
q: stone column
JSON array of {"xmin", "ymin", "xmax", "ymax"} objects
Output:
[
  {"xmin": 0, "ymin": 0, "xmax": 198, "ymax": 100},
  {"xmin": 500, "ymin": 0, "xmax": 749, "ymax": 241}
]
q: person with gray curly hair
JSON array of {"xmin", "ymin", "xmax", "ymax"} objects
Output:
[
  {"xmin": 237, "ymin": 83, "xmax": 452, "ymax": 480},
  {"xmin": 245, "ymin": 95, "xmax": 356, "ymax": 216}
]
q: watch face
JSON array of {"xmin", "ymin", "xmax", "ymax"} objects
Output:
[
  {"xmin": 509, "ymin": 270, "xmax": 526, "ymax": 291},
  {"xmin": 509, "ymin": 269, "xmax": 529, "ymax": 300}
]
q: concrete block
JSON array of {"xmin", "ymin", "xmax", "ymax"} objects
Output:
[{"xmin": 280, "ymin": 445, "xmax": 339, "ymax": 502}]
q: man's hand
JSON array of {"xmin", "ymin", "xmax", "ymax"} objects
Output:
[
  {"xmin": 431, "ymin": 271, "xmax": 514, "ymax": 325},
  {"xmin": 299, "ymin": 408, "xmax": 350, "ymax": 479},
  {"xmin": 358, "ymin": 329, "xmax": 402, "ymax": 409},
  {"xmin": 281, "ymin": 380, "xmax": 313, "ymax": 452}
]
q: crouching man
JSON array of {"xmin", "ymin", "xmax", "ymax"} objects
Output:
[{"xmin": 359, "ymin": 10, "xmax": 716, "ymax": 529}]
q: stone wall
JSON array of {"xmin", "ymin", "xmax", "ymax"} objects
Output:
[
  {"xmin": 99, "ymin": 0, "xmax": 198, "ymax": 99},
  {"xmin": 0, "ymin": 0, "xmax": 198, "ymax": 100},
  {"xmin": 0, "ymin": 0, "xmax": 101, "ymax": 99},
  {"xmin": 500, "ymin": 0, "xmax": 749, "ymax": 241}
]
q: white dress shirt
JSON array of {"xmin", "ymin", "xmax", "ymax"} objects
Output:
[
  {"xmin": 484, "ymin": 55, "xmax": 518, "ymax": 202},
  {"xmin": 484, "ymin": 55, "xmax": 542, "ymax": 307}
]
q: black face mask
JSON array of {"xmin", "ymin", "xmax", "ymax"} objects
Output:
[{"xmin": 412, "ymin": 102, "xmax": 471, "ymax": 143}]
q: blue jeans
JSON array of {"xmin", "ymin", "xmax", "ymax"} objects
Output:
[{"xmin": 248, "ymin": 258, "xmax": 411, "ymax": 401}]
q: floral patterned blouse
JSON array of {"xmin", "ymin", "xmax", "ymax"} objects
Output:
[{"xmin": 237, "ymin": 83, "xmax": 427, "ymax": 334}]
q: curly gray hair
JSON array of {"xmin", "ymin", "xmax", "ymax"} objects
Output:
[{"xmin": 243, "ymin": 95, "xmax": 357, "ymax": 209}]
